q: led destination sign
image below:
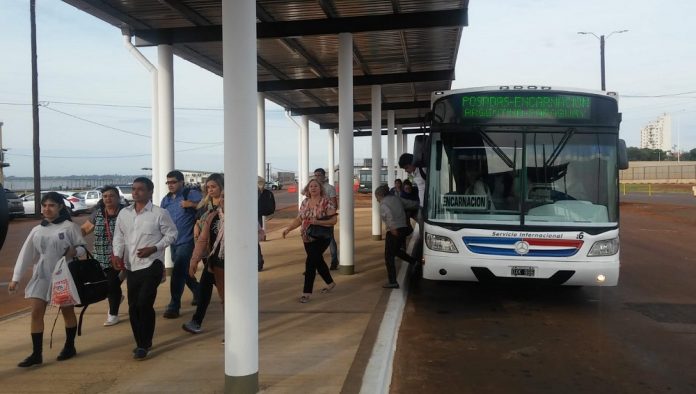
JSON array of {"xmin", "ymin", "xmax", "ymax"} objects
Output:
[{"xmin": 461, "ymin": 94, "xmax": 592, "ymax": 121}]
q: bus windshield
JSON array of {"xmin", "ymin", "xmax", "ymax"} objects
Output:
[{"xmin": 427, "ymin": 129, "xmax": 618, "ymax": 226}]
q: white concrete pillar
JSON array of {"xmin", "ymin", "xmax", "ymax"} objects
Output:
[
  {"xmin": 396, "ymin": 125, "xmax": 403, "ymax": 179},
  {"xmin": 300, "ymin": 115, "xmax": 310, "ymax": 188},
  {"xmin": 338, "ymin": 32, "xmax": 354, "ymax": 274},
  {"xmin": 157, "ymin": 44, "xmax": 174, "ymax": 272},
  {"xmin": 328, "ymin": 129, "xmax": 335, "ymax": 185},
  {"xmin": 402, "ymin": 133, "xmax": 409, "ymax": 179},
  {"xmin": 257, "ymin": 93, "xmax": 265, "ymax": 178},
  {"xmin": 387, "ymin": 110, "xmax": 395, "ymax": 188},
  {"xmin": 157, "ymin": 44, "xmax": 174, "ymax": 196},
  {"xmin": 371, "ymin": 85, "xmax": 382, "ymax": 241},
  {"xmin": 222, "ymin": 0, "xmax": 258, "ymax": 391}
]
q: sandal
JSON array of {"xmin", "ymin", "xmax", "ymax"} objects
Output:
[
  {"xmin": 320, "ymin": 282, "xmax": 336, "ymax": 294},
  {"xmin": 299, "ymin": 295, "xmax": 310, "ymax": 303}
]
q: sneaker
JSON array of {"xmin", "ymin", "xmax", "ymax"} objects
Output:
[
  {"xmin": 133, "ymin": 347, "xmax": 148, "ymax": 360},
  {"xmin": 382, "ymin": 282, "xmax": 400, "ymax": 289},
  {"xmin": 132, "ymin": 346, "xmax": 152, "ymax": 354},
  {"xmin": 163, "ymin": 310, "xmax": 180, "ymax": 319},
  {"xmin": 104, "ymin": 314, "xmax": 120, "ymax": 326},
  {"xmin": 182, "ymin": 320, "xmax": 202, "ymax": 334},
  {"xmin": 330, "ymin": 261, "xmax": 339, "ymax": 270}
]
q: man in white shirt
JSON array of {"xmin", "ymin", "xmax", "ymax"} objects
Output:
[
  {"xmin": 112, "ymin": 177, "xmax": 177, "ymax": 361},
  {"xmin": 314, "ymin": 168, "xmax": 339, "ymax": 269}
]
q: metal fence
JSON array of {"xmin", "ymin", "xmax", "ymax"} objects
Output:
[{"xmin": 620, "ymin": 164, "xmax": 696, "ymax": 182}]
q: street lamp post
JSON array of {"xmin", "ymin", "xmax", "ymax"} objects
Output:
[{"xmin": 577, "ymin": 30, "xmax": 628, "ymax": 91}]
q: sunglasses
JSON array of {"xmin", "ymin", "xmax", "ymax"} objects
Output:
[{"xmin": 165, "ymin": 180, "xmax": 180, "ymax": 185}]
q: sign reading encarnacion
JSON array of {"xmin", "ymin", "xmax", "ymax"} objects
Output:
[{"xmin": 441, "ymin": 194, "xmax": 488, "ymax": 209}]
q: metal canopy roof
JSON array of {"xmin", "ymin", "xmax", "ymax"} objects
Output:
[{"xmin": 62, "ymin": 0, "xmax": 468, "ymax": 133}]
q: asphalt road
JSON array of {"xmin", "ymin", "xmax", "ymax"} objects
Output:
[{"xmin": 391, "ymin": 200, "xmax": 696, "ymax": 393}]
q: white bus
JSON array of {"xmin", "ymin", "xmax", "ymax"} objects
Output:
[{"xmin": 419, "ymin": 86, "xmax": 628, "ymax": 286}]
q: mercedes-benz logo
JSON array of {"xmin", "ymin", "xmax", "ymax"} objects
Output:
[{"xmin": 514, "ymin": 240, "xmax": 530, "ymax": 255}]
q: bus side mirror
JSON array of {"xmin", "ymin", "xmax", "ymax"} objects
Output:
[{"xmin": 618, "ymin": 139, "xmax": 629, "ymax": 170}]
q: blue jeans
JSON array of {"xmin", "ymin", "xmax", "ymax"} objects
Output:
[{"xmin": 167, "ymin": 241, "xmax": 199, "ymax": 312}]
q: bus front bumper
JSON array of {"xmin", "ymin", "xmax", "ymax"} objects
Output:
[{"xmin": 422, "ymin": 255, "xmax": 619, "ymax": 286}]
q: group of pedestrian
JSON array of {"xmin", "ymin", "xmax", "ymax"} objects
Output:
[
  {"xmin": 9, "ymin": 171, "xmax": 233, "ymax": 365},
  {"xmin": 8, "ymin": 159, "xmax": 424, "ymax": 366}
]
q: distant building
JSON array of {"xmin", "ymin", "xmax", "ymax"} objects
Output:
[
  {"xmin": 277, "ymin": 171, "xmax": 295, "ymax": 184},
  {"xmin": 180, "ymin": 170, "xmax": 216, "ymax": 186},
  {"xmin": 640, "ymin": 113, "xmax": 672, "ymax": 151}
]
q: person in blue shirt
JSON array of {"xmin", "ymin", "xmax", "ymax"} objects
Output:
[{"xmin": 160, "ymin": 170, "xmax": 201, "ymax": 318}]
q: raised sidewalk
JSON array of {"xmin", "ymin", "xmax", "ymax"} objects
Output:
[{"xmin": 0, "ymin": 207, "xmax": 398, "ymax": 393}]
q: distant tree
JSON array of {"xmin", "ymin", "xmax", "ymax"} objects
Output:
[{"xmin": 627, "ymin": 147, "xmax": 664, "ymax": 161}]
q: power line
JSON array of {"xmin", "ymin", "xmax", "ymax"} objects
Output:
[
  {"xmin": 5, "ymin": 141, "xmax": 220, "ymax": 159},
  {"xmin": 623, "ymin": 90, "xmax": 696, "ymax": 98},
  {"xmin": 41, "ymin": 105, "xmax": 222, "ymax": 144},
  {"xmin": 0, "ymin": 99, "xmax": 287, "ymax": 112}
]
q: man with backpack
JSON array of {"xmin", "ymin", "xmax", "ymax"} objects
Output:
[
  {"xmin": 258, "ymin": 176, "xmax": 276, "ymax": 271},
  {"xmin": 161, "ymin": 170, "xmax": 201, "ymax": 318}
]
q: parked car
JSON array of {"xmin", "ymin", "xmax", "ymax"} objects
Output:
[
  {"xmin": 115, "ymin": 185, "xmax": 133, "ymax": 205},
  {"xmin": 5, "ymin": 189, "xmax": 25, "ymax": 219},
  {"xmin": 57, "ymin": 192, "xmax": 90, "ymax": 215},
  {"xmin": 72, "ymin": 189, "xmax": 102, "ymax": 210},
  {"xmin": 264, "ymin": 180, "xmax": 281, "ymax": 190},
  {"xmin": 21, "ymin": 192, "xmax": 74, "ymax": 216}
]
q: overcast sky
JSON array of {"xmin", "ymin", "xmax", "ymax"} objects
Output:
[{"xmin": 1, "ymin": 0, "xmax": 695, "ymax": 177}]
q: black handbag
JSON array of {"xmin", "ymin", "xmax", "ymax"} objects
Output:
[
  {"xmin": 67, "ymin": 251, "xmax": 108, "ymax": 335},
  {"xmin": 306, "ymin": 224, "xmax": 333, "ymax": 240},
  {"xmin": 306, "ymin": 215, "xmax": 335, "ymax": 240}
]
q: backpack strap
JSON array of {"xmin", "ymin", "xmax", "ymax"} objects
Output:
[
  {"xmin": 77, "ymin": 305, "xmax": 89, "ymax": 336},
  {"xmin": 418, "ymin": 167, "xmax": 427, "ymax": 180}
]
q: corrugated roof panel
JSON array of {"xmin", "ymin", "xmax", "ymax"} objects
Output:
[{"xmin": 62, "ymin": 0, "xmax": 467, "ymax": 130}]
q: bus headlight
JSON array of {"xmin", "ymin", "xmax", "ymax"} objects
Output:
[
  {"xmin": 587, "ymin": 238, "xmax": 619, "ymax": 257},
  {"xmin": 425, "ymin": 233, "xmax": 458, "ymax": 253}
]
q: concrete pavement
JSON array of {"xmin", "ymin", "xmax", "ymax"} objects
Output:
[{"xmin": 0, "ymin": 206, "xmax": 404, "ymax": 393}]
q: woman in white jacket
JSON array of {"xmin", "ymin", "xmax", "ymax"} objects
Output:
[{"xmin": 8, "ymin": 192, "xmax": 86, "ymax": 368}]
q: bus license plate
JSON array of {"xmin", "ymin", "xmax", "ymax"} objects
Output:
[{"xmin": 511, "ymin": 266, "xmax": 535, "ymax": 277}]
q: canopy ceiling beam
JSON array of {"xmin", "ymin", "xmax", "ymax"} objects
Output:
[
  {"xmin": 132, "ymin": 9, "xmax": 468, "ymax": 45},
  {"xmin": 321, "ymin": 117, "xmax": 423, "ymax": 129},
  {"xmin": 258, "ymin": 69, "xmax": 454, "ymax": 92},
  {"xmin": 354, "ymin": 127, "xmax": 425, "ymax": 137},
  {"xmin": 158, "ymin": 0, "xmax": 213, "ymax": 26},
  {"xmin": 290, "ymin": 100, "xmax": 430, "ymax": 116}
]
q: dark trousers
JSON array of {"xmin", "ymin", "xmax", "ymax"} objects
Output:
[
  {"xmin": 385, "ymin": 227, "xmax": 414, "ymax": 284},
  {"xmin": 105, "ymin": 267, "xmax": 124, "ymax": 315},
  {"xmin": 192, "ymin": 263, "xmax": 216, "ymax": 326},
  {"xmin": 127, "ymin": 260, "xmax": 163, "ymax": 349},
  {"xmin": 329, "ymin": 235, "xmax": 338, "ymax": 265},
  {"xmin": 303, "ymin": 238, "xmax": 333, "ymax": 294},
  {"xmin": 168, "ymin": 241, "xmax": 199, "ymax": 312},
  {"xmin": 258, "ymin": 243, "xmax": 264, "ymax": 269}
]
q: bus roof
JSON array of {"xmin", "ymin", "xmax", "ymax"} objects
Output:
[{"xmin": 431, "ymin": 85, "xmax": 619, "ymax": 105}]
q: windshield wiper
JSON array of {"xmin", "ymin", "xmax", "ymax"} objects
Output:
[
  {"xmin": 475, "ymin": 127, "xmax": 514, "ymax": 168},
  {"xmin": 544, "ymin": 128, "xmax": 576, "ymax": 168}
]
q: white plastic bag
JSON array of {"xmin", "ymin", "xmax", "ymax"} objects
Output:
[{"xmin": 50, "ymin": 257, "xmax": 81, "ymax": 307}]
